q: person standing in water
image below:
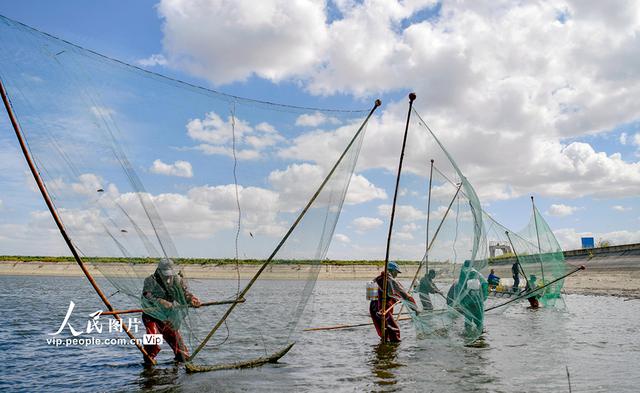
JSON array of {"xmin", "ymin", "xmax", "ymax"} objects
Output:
[
  {"xmin": 417, "ymin": 269, "xmax": 443, "ymax": 311},
  {"xmin": 369, "ymin": 261, "xmax": 416, "ymax": 342},
  {"xmin": 524, "ymin": 274, "xmax": 540, "ymax": 309},
  {"xmin": 141, "ymin": 258, "xmax": 201, "ymax": 364},
  {"xmin": 511, "ymin": 262, "xmax": 520, "ymax": 292}
]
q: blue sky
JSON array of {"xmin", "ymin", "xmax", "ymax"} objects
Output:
[{"xmin": 0, "ymin": 1, "xmax": 638, "ymax": 259}]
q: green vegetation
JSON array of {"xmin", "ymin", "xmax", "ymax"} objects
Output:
[{"xmin": 0, "ymin": 255, "xmax": 425, "ymax": 266}]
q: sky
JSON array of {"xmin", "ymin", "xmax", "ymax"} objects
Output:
[{"xmin": 0, "ymin": 0, "xmax": 639, "ymax": 259}]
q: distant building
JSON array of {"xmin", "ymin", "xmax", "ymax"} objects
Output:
[
  {"xmin": 489, "ymin": 241, "xmax": 512, "ymax": 258},
  {"xmin": 581, "ymin": 237, "xmax": 595, "ymax": 249}
]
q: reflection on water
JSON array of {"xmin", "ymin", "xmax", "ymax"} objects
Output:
[
  {"xmin": 1, "ymin": 276, "xmax": 640, "ymax": 392},
  {"xmin": 370, "ymin": 342, "xmax": 401, "ymax": 388},
  {"xmin": 138, "ymin": 363, "xmax": 182, "ymax": 391}
]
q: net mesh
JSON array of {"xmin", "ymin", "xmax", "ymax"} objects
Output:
[
  {"xmin": 388, "ymin": 108, "xmax": 489, "ymax": 345},
  {"xmin": 0, "ymin": 14, "xmax": 373, "ymax": 367},
  {"xmin": 482, "ymin": 205, "xmax": 570, "ymax": 311}
]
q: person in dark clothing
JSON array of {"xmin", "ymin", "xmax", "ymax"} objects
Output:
[
  {"xmin": 141, "ymin": 258, "xmax": 201, "ymax": 363},
  {"xmin": 369, "ymin": 261, "xmax": 416, "ymax": 342},
  {"xmin": 511, "ymin": 262, "xmax": 520, "ymax": 292},
  {"xmin": 417, "ymin": 269, "xmax": 443, "ymax": 311}
]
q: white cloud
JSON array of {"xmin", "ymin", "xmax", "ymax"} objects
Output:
[
  {"xmin": 150, "ymin": 159, "xmax": 194, "ymax": 178},
  {"xmin": 90, "ymin": 106, "xmax": 115, "ymax": 118},
  {"xmin": 268, "ymin": 163, "xmax": 385, "ymax": 210},
  {"xmin": 156, "ymin": 0, "xmax": 640, "ymax": 202},
  {"xmin": 377, "ymin": 204, "xmax": 424, "ymax": 222},
  {"xmin": 137, "ymin": 54, "xmax": 168, "ymax": 67},
  {"xmin": 157, "ymin": 0, "xmax": 328, "ymax": 84},
  {"xmin": 620, "ymin": 132, "xmax": 628, "ymax": 145},
  {"xmin": 334, "ymin": 233, "xmax": 351, "ymax": 243},
  {"xmin": 611, "ymin": 205, "xmax": 631, "ymax": 212},
  {"xmin": 634, "ymin": 133, "xmax": 640, "ymax": 147},
  {"xmin": 352, "ymin": 216, "xmax": 383, "ymax": 232},
  {"xmin": 295, "ymin": 112, "xmax": 340, "ymax": 127},
  {"xmin": 547, "ymin": 203, "xmax": 580, "ymax": 217},
  {"xmin": 187, "ymin": 111, "xmax": 283, "ymax": 160},
  {"xmin": 346, "ymin": 174, "xmax": 387, "ymax": 204}
]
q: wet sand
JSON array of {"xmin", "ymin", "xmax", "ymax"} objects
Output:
[{"xmin": 1, "ymin": 259, "xmax": 639, "ymax": 298}]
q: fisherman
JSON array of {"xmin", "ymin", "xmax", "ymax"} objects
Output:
[
  {"xmin": 487, "ymin": 269, "xmax": 500, "ymax": 288},
  {"xmin": 455, "ymin": 260, "xmax": 488, "ymax": 335},
  {"xmin": 417, "ymin": 269, "xmax": 443, "ymax": 311},
  {"xmin": 369, "ymin": 261, "xmax": 416, "ymax": 343},
  {"xmin": 511, "ymin": 262, "xmax": 520, "ymax": 292},
  {"xmin": 524, "ymin": 274, "xmax": 540, "ymax": 309},
  {"xmin": 141, "ymin": 258, "xmax": 201, "ymax": 364}
]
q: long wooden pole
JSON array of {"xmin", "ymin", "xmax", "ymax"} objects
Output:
[
  {"xmin": 505, "ymin": 231, "xmax": 529, "ymax": 289},
  {"xmin": 424, "ymin": 159, "xmax": 434, "ymax": 275},
  {"xmin": 100, "ymin": 298, "xmax": 245, "ymax": 316},
  {"xmin": 189, "ymin": 99, "xmax": 382, "ymax": 361},
  {"xmin": 0, "ymin": 79, "xmax": 155, "ymax": 364},
  {"xmin": 531, "ymin": 196, "xmax": 545, "ymax": 283},
  {"xmin": 304, "ymin": 316, "xmax": 413, "ymax": 332},
  {"xmin": 381, "ymin": 92, "xmax": 416, "ymax": 343}
]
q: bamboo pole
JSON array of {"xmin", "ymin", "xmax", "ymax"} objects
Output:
[
  {"xmin": 0, "ymin": 79, "xmax": 155, "ymax": 365},
  {"xmin": 304, "ymin": 316, "xmax": 412, "ymax": 332},
  {"xmin": 100, "ymin": 298, "xmax": 245, "ymax": 316},
  {"xmin": 505, "ymin": 231, "xmax": 529, "ymax": 289},
  {"xmin": 381, "ymin": 92, "xmax": 416, "ymax": 343},
  {"xmin": 189, "ymin": 99, "xmax": 382, "ymax": 361},
  {"xmin": 531, "ymin": 196, "xmax": 546, "ymax": 283},
  {"xmin": 185, "ymin": 342, "xmax": 295, "ymax": 373},
  {"xmin": 424, "ymin": 159, "xmax": 434, "ymax": 275},
  {"xmin": 484, "ymin": 265, "xmax": 585, "ymax": 312}
]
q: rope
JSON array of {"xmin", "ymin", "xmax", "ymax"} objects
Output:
[
  {"xmin": 230, "ymin": 101, "xmax": 241, "ymax": 296},
  {"xmin": 0, "ymin": 14, "xmax": 369, "ymax": 115}
]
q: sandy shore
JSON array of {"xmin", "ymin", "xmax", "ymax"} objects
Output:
[{"xmin": 1, "ymin": 260, "xmax": 639, "ymax": 298}]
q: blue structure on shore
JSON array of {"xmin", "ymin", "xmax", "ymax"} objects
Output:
[{"xmin": 581, "ymin": 237, "xmax": 595, "ymax": 249}]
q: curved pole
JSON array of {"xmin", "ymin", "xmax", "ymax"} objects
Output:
[
  {"xmin": 0, "ymin": 79, "xmax": 155, "ymax": 365},
  {"xmin": 381, "ymin": 92, "xmax": 416, "ymax": 343},
  {"xmin": 531, "ymin": 196, "xmax": 545, "ymax": 283}
]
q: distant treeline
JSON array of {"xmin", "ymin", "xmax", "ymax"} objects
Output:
[{"xmin": 0, "ymin": 255, "xmax": 430, "ymax": 266}]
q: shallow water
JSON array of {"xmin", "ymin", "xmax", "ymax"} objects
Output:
[{"xmin": 1, "ymin": 275, "xmax": 639, "ymax": 392}]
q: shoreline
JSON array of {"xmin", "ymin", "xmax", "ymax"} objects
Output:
[{"xmin": 2, "ymin": 260, "xmax": 639, "ymax": 299}]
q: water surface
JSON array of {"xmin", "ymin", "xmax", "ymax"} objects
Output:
[{"xmin": 1, "ymin": 276, "xmax": 638, "ymax": 392}]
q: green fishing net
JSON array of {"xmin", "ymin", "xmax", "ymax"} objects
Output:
[
  {"xmin": 387, "ymin": 107, "xmax": 489, "ymax": 345},
  {"xmin": 0, "ymin": 14, "xmax": 375, "ymax": 368},
  {"xmin": 482, "ymin": 204, "xmax": 571, "ymax": 311}
]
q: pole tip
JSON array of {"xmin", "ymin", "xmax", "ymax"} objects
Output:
[
  {"xmin": 530, "ymin": 195, "xmax": 534, "ymax": 201},
  {"xmin": 409, "ymin": 92, "xmax": 417, "ymax": 101},
  {"xmin": 374, "ymin": 99, "xmax": 382, "ymax": 107},
  {"xmin": 430, "ymin": 159, "xmax": 434, "ymax": 163},
  {"xmin": 579, "ymin": 265, "xmax": 586, "ymax": 270}
]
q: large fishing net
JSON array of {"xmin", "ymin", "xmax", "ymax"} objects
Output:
[
  {"xmin": 0, "ymin": 14, "xmax": 376, "ymax": 369},
  {"xmin": 482, "ymin": 204, "xmax": 571, "ymax": 312},
  {"xmin": 387, "ymin": 107, "xmax": 489, "ymax": 345}
]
